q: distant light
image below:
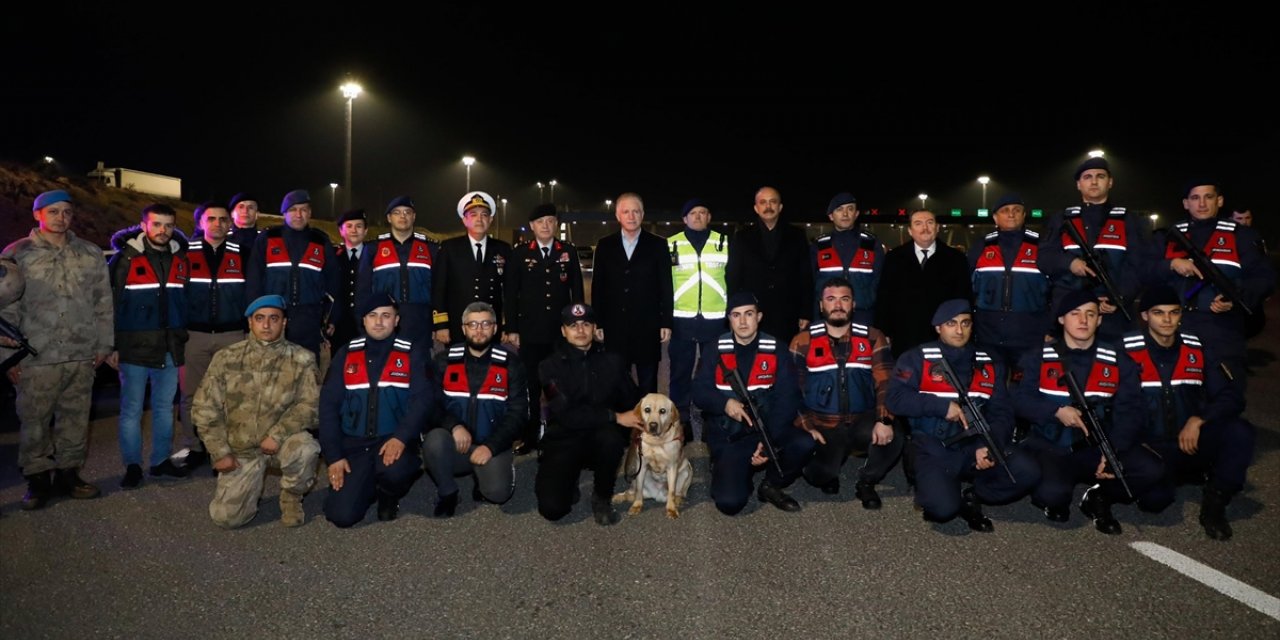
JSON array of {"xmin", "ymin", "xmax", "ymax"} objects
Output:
[
  {"xmin": 501, "ymin": 198, "xmax": 508, "ymax": 205},
  {"xmin": 605, "ymin": 199, "xmax": 613, "ymax": 208},
  {"xmin": 341, "ymin": 81, "xmax": 363, "ymax": 100},
  {"xmin": 549, "ymin": 179, "xmax": 557, "ymax": 187},
  {"xmin": 1149, "ymin": 213, "xmax": 1159, "ymax": 225},
  {"xmin": 977, "ymin": 176, "xmax": 990, "ymax": 185},
  {"xmin": 43, "ymin": 156, "xmax": 54, "ymax": 164},
  {"xmin": 918, "ymin": 193, "xmax": 929, "ymax": 201},
  {"xmin": 977, "ymin": 208, "xmax": 989, "ymax": 218},
  {"xmin": 537, "ymin": 182, "xmax": 544, "ymax": 188},
  {"xmin": 1030, "ymin": 209, "xmax": 1044, "ymax": 218},
  {"xmin": 1088, "ymin": 149, "xmax": 1105, "ymax": 158},
  {"xmin": 950, "ymin": 209, "xmax": 962, "ymax": 217},
  {"xmin": 462, "ymin": 156, "xmax": 476, "ymax": 167},
  {"xmin": 329, "ymin": 182, "xmax": 338, "ymax": 189}
]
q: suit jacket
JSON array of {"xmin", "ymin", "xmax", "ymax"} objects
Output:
[
  {"xmin": 725, "ymin": 221, "xmax": 813, "ymax": 345},
  {"xmin": 504, "ymin": 239, "xmax": 585, "ymax": 345},
  {"xmin": 875, "ymin": 241, "xmax": 972, "ymax": 358},
  {"xmin": 590, "ymin": 230, "xmax": 673, "ymax": 365},
  {"xmin": 432, "ymin": 235, "xmax": 513, "ymax": 339}
]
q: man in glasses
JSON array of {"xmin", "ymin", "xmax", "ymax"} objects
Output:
[{"xmin": 425, "ymin": 301, "xmax": 526, "ymax": 517}]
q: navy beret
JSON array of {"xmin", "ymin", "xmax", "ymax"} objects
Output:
[
  {"xmin": 228, "ymin": 192, "xmax": 256, "ymax": 210},
  {"xmin": 1073, "ymin": 157, "xmax": 1110, "ymax": 181},
  {"xmin": 33, "ymin": 189, "xmax": 72, "ymax": 211},
  {"xmin": 1055, "ymin": 289, "xmax": 1100, "ymax": 318},
  {"xmin": 337, "ymin": 209, "xmax": 366, "ymax": 225},
  {"xmin": 357, "ymin": 292, "xmax": 398, "ymax": 318},
  {"xmin": 1181, "ymin": 178, "xmax": 1220, "ymax": 198},
  {"xmin": 1140, "ymin": 284, "xmax": 1183, "ymax": 313},
  {"xmin": 561, "ymin": 302, "xmax": 597, "ymax": 325},
  {"xmin": 827, "ymin": 192, "xmax": 856, "ymax": 215},
  {"xmin": 931, "ymin": 299, "xmax": 973, "ymax": 326},
  {"xmin": 385, "ymin": 195, "xmax": 415, "ymax": 215},
  {"xmin": 992, "ymin": 192, "xmax": 1025, "ymax": 212},
  {"xmin": 244, "ymin": 295, "xmax": 286, "ymax": 317},
  {"xmin": 681, "ymin": 198, "xmax": 709, "ymax": 218},
  {"xmin": 529, "ymin": 203, "xmax": 557, "ymax": 221},
  {"xmin": 726, "ymin": 291, "xmax": 760, "ymax": 312},
  {"xmin": 280, "ymin": 189, "xmax": 310, "ymax": 213}
]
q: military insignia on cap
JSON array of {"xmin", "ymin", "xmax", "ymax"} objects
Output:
[
  {"xmin": 467, "ymin": 196, "xmax": 487, "ymax": 209},
  {"xmin": 572, "ymin": 304, "xmax": 586, "ymax": 317}
]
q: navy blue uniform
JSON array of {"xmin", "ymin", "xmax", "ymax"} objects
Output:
[
  {"xmin": 246, "ymin": 225, "xmax": 340, "ymax": 358},
  {"xmin": 887, "ymin": 342, "xmax": 1040, "ymax": 522},
  {"xmin": 811, "ymin": 228, "xmax": 884, "ymax": 326},
  {"xmin": 358, "ymin": 232, "xmax": 440, "ymax": 346},
  {"xmin": 693, "ymin": 332, "xmax": 814, "ymax": 515},
  {"xmin": 1014, "ymin": 341, "xmax": 1163, "ymax": 510},
  {"xmin": 968, "ymin": 229, "xmax": 1051, "ymax": 368},
  {"xmin": 319, "ymin": 336, "xmax": 432, "ymax": 527}
]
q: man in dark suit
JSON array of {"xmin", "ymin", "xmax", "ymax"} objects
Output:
[
  {"xmin": 432, "ymin": 191, "xmax": 513, "ymax": 345},
  {"xmin": 591, "ymin": 193, "xmax": 673, "ymax": 394},
  {"xmin": 331, "ymin": 208, "xmax": 367, "ymax": 350},
  {"xmin": 875, "ymin": 209, "xmax": 972, "ymax": 358},
  {"xmin": 504, "ymin": 203, "xmax": 584, "ymax": 455},
  {"xmin": 725, "ymin": 186, "xmax": 813, "ymax": 345}
]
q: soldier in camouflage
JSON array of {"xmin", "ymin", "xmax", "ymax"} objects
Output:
[
  {"xmin": 1, "ymin": 189, "xmax": 114, "ymax": 510},
  {"xmin": 192, "ymin": 294, "xmax": 321, "ymax": 528}
]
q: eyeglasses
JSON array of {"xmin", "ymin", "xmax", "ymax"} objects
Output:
[{"xmin": 463, "ymin": 320, "xmax": 497, "ymax": 330}]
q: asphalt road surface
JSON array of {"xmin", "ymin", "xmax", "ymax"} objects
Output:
[{"xmin": 2, "ymin": 300, "xmax": 1278, "ymax": 639}]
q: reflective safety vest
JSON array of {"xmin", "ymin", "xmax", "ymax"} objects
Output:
[
  {"xmin": 262, "ymin": 227, "xmax": 330, "ymax": 306},
  {"xmin": 972, "ymin": 229, "xmax": 1048, "ymax": 313},
  {"xmin": 1123, "ymin": 331, "xmax": 1207, "ymax": 441},
  {"xmin": 669, "ymin": 230, "xmax": 729, "ymax": 319},
  {"xmin": 340, "ymin": 338, "xmax": 414, "ymax": 438},
  {"xmin": 912, "ymin": 346, "xmax": 996, "ymax": 441},
  {"xmin": 187, "ymin": 240, "xmax": 247, "ymax": 324},
  {"xmin": 119, "ymin": 251, "xmax": 188, "ymax": 331},
  {"xmin": 1163, "ymin": 220, "xmax": 1245, "ymax": 311},
  {"xmin": 802, "ymin": 322, "xmax": 876, "ymax": 415},
  {"xmin": 441, "ymin": 345, "xmax": 511, "ymax": 443},
  {"xmin": 370, "ymin": 232, "xmax": 435, "ymax": 305},
  {"xmin": 814, "ymin": 231, "xmax": 880, "ymax": 311},
  {"xmin": 1032, "ymin": 344, "xmax": 1119, "ymax": 448},
  {"xmin": 713, "ymin": 336, "xmax": 779, "ymax": 392}
]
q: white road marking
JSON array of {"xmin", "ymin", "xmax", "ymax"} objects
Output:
[{"xmin": 1131, "ymin": 541, "xmax": 1280, "ymax": 621}]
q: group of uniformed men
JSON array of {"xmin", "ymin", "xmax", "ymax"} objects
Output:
[{"xmin": 1, "ymin": 156, "xmax": 1272, "ymax": 538}]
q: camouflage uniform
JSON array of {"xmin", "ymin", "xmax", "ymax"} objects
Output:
[
  {"xmin": 1, "ymin": 229, "xmax": 113, "ymax": 475},
  {"xmin": 193, "ymin": 334, "xmax": 321, "ymax": 528}
]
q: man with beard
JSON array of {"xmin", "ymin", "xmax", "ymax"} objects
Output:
[
  {"xmin": 876, "ymin": 208, "xmax": 971, "ymax": 359},
  {"xmin": 108, "ymin": 204, "xmax": 190, "ymax": 487},
  {"xmin": 726, "ymin": 186, "xmax": 812, "ymax": 343},
  {"xmin": 887, "ymin": 300, "xmax": 1041, "ymax": 532},
  {"xmin": 813, "ymin": 192, "xmax": 885, "ymax": 326},
  {"xmin": 359, "ymin": 196, "xmax": 440, "ymax": 346},
  {"xmin": 790, "ymin": 277, "xmax": 902, "ymax": 509},
  {"xmin": 426, "ymin": 301, "xmax": 526, "ymax": 517},
  {"xmin": 321, "ymin": 294, "xmax": 431, "ymax": 526}
]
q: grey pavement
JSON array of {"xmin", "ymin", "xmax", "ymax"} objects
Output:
[{"xmin": 2, "ymin": 299, "xmax": 1278, "ymax": 639}]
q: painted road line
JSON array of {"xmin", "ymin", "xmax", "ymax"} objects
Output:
[{"xmin": 1131, "ymin": 541, "xmax": 1280, "ymax": 621}]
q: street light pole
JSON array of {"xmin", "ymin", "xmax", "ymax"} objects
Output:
[
  {"xmin": 977, "ymin": 176, "xmax": 990, "ymax": 210},
  {"xmin": 462, "ymin": 156, "xmax": 476, "ymax": 191},
  {"xmin": 549, "ymin": 179, "xmax": 557, "ymax": 206},
  {"xmin": 341, "ymin": 80, "xmax": 363, "ymax": 210},
  {"xmin": 537, "ymin": 182, "xmax": 545, "ymax": 203},
  {"xmin": 918, "ymin": 193, "xmax": 929, "ymax": 210},
  {"xmin": 329, "ymin": 183, "xmax": 338, "ymax": 218}
]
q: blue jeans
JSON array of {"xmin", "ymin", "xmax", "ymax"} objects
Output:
[{"xmin": 118, "ymin": 354, "xmax": 179, "ymax": 467}]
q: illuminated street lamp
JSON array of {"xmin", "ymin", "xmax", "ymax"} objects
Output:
[
  {"xmin": 977, "ymin": 176, "xmax": 990, "ymax": 210},
  {"xmin": 43, "ymin": 156, "xmax": 54, "ymax": 164},
  {"xmin": 340, "ymin": 80, "xmax": 363, "ymax": 210},
  {"xmin": 462, "ymin": 156, "xmax": 476, "ymax": 191},
  {"xmin": 605, "ymin": 199, "xmax": 613, "ymax": 210},
  {"xmin": 537, "ymin": 182, "xmax": 545, "ymax": 202},
  {"xmin": 1149, "ymin": 213, "xmax": 1159, "ymax": 229},
  {"xmin": 1088, "ymin": 149, "xmax": 1105, "ymax": 158},
  {"xmin": 501, "ymin": 197, "xmax": 509, "ymax": 230},
  {"xmin": 329, "ymin": 182, "xmax": 338, "ymax": 218},
  {"xmin": 549, "ymin": 180, "xmax": 558, "ymax": 206},
  {"xmin": 918, "ymin": 193, "xmax": 929, "ymax": 210}
]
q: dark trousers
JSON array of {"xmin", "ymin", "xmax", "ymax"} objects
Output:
[
  {"xmin": 802, "ymin": 413, "xmax": 904, "ymax": 487},
  {"xmin": 285, "ymin": 304, "xmax": 325, "ymax": 360},
  {"xmin": 913, "ymin": 435, "xmax": 1041, "ymax": 522},
  {"xmin": 1182, "ymin": 311, "xmax": 1248, "ymax": 395},
  {"xmin": 1022, "ymin": 435, "xmax": 1165, "ymax": 509},
  {"xmin": 323, "ymin": 439, "xmax": 422, "ymax": 528},
  {"xmin": 1134, "ymin": 417, "xmax": 1256, "ymax": 512},
  {"xmin": 668, "ymin": 317, "xmax": 722, "ymax": 419},
  {"xmin": 535, "ymin": 425, "xmax": 629, "ymax": 521},
  {"xmin": 630, "ymin": 361, "xmax": 659, "ymax": 396},
  {"xmin": 706, "ymin": 423, "xmax": 815, "ymax": 515},
  {"xmin": 520, "ymin": 341, "xmax": 555, "ymax": 446},
  {"xmin": 421, "ymin": 429, "xmax": 515, "ymax": 503}
]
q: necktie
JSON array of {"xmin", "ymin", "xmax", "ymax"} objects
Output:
[
  {"xmin": 920, "ymin": 249, "xmax": 929, "ymax": 268},
  {"xmin": 542, "ymin": 246, "xmax": 550, "ymax": 260},
  {"xmin": 348, "ymin": 248, "xmax": 356, "ymax": 262},
  {"xmin": 475, "ymin": 242, "xmax": 483, "ymax": 265}
]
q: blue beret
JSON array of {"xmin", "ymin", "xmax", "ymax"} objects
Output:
[
  {"xmin": 827, "ymin": 192, "xmax": 856, "ymax": 215},
  {"xmin": 244, "ymin": 295, "xmax": 287, "ymax": 317},
  {"xmin": 561, "ymin": 302, "xmax": 597, "ymax": 325},
  {"xmin": 992, "ymin": 193, "xmax": 1025, "ymax": 212},
  {"xmin": 726, "ymin": 291, "xmax": 759, "ymax": 312},
  {"xmin": 228, "ymin": 192, "xmax": 256, "ymax": 209},
  {"xmin": 357, "ymin": 292, "xmax": 397, "ymax": 318},
  {"xmin": 280, "ymin": 189, "xmax": 311, "ymax": 213},
  {"xmin": 1055, "ymin": 289, "xmax": 1099, "ymax": 318},
  {"xmin": 33, "ymin": 189, "xmax": 72, "ymax": 211},
  {"xmin": 931, "ymin": 299, "xmax": 973, "ymax": 326},
  {"xmin": 1073, "ymin": 157, "xmax": 1110, "ymax": 181},
  {"xmin": 681, "ymin": 198, "xmax": 709, "ymax": 217},
  {"xmin": 1140, "ymin": 284, "xmax": 1182, "ymax": 313},
  {"xmin": 384, "ymin": 195, "xmax": 415, "ymax": 215},
  {"xmin": 337, "ymin": 209, "xmax": 366, "ymax": 225}
]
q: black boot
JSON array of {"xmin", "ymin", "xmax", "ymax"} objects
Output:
[
  {"xmin": 433, "ymin": 492, "xmax": 458, "ymax": 518},
  {"xmin": 592, "ymin": 493, "xmax": 619, "ymax": 526},
  {"xmin": 1079, "ymin": 484, "xmax": 1121, "ymax": 535},
  {"xmin": 758, "ymin": 480, "xmax": 802, "ymax": 512},
  {"xmin": 1199, "ymin": 486, "xmax": 1233, "ymax": 541},
  {"xmin": 960, "ymin": 487, "xmax": 994, "ymax": 532},
  {"xmin": 376, "ymin": 491, "xmax": 400, "ymax": 522},
  {"xmin": 54, "ymin": 468, "xmax": 101, "ymax": 500},
  {"xmin": 854, "ymin": 480, "xmax": 882, "ymax": 510},
  {"xmin": 21, "ymin": 471, "xmax": 53, "ymax": 511}
]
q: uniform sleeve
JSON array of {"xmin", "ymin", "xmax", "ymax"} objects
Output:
[
  {"xmin": 485, "ymin": 351, "xmax": 527, "ymax": 454},
  {"xmin": 1014, "ymin": 349, "xmax": 1062, "ymax": 426},
  {"xmin": 569, "ymin": 245, "xmax": 585, "ymax": 304},
  {"xmin": 1117, "ymin": 213, "xmax": 1156, "ymax": 300},
  {"xmin": 322, "ymin": 237, "xmax": 341, "ymax": 320},
  {"xmin": 1037, "ymin": 211, "xmax": 1074, "ymax": 278},
  {"xmin": 502, "ymin": 248, "xmax": 525, "ymax": 334},
  {"xmin": 355, "ymin": 246, "xmax": 374, "ymax": 320},
  {"xmin": 540, "ymin": 356, "xmax": 607, "ymax": 436},
  {"xmin": 765, "ymin": 347, "xmax": 799, "ymax": 439},
  {"xmin": 394, "ymin": 343, "xmax": 434, "ymax": 446},
  {"xmin": 246, "ymin": 232, "xmax": 267, "ymax": 301},
  {"xmin": 982, "ymin": 361, "xmax": 1016, "ymax": 446},
  {"xmin": 318, "ymin": 345, "xmax": 349, "ymax": 463},
  {"xmin": 1237, "ymin": 225, "xmax": 1277, "ymax": 307},
  {"xmin": 269, "ymin": 349, "xmax": 320, "ymax": 445},
  {"xmin": 692, "ymin": 341, "xmax": 727, "ymax": 415},
  {"xmin": 1198, "ymin": 343, "xmax": 1244, "ymax": 426},
  {"xmin": 1108, "ymin": 353, "xmax": 1145, "ymax": 452},
  {"xmin": 193, "ymin": 350, "xmax": 233, "ymax": 460},
  {"xmin": 725, "ymin": 232, "xmax": 744, "ymax": 296},
  {"xmin": 432, "ymin": 244, "xmax": 451, "ymax": 331},
  {"xmin": 885, "ymin": 350, "xmax": 950, "ymax": 420},
  {"xmin": 657, "ymin": 236, "xmax": 674, "ymax": 330},
  {"xmin": 87, "ymin": 247, "xmax": 115, "ymax": 354},
  {"xmin": 434, "ymin": 350, "xmax": 464, "ymax": 432},
  {"xmin": 590, "ymin": 243, "xmax": 612, "ymax": 329}
]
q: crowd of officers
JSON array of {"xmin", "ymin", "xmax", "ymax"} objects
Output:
[{"xmin": 1, "ymin": 156, "xmax": 1272, "ymax": 538}]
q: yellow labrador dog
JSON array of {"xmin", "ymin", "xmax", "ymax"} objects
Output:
[{"xmin": 614, "ymin": 393, "xmax": 693, "ymax": 519}]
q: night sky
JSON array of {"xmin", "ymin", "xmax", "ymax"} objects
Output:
[{"xmin": 4, "ymin": 5, "xmax": 1275, "ymax": 236}]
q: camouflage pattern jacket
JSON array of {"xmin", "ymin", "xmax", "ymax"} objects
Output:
[
  {"xmin": 0, "ymin": 229, "xmax": 113, "ymax": 365},
  {"xmin": 192, "ymin": 336, "xmax": 319, "ymax": 460}
]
